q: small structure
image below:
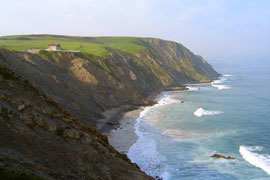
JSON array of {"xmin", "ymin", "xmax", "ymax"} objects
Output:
[{"xmin": 48, "ymin": 43, "xmax": 61, "ymax": 51}]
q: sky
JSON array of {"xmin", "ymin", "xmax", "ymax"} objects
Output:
[{"xmin": 1, "ymin": 0, "xmax": 270, "ymax": 60}]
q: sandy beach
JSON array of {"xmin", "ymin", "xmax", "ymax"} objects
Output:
[{"xmin": 108, "ymin": 108, "xmax": 143, "ymax": 154}]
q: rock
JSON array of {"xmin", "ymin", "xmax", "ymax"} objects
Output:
[
  {"xmin": 35, "ymin": 118, "xmax": 44, "ymax": 127},
  {"xmin": 24, "ymin": 118, "xmax": 33, "ymax": 125},
  {"xmin": 62, "ymin": 117, "xmax": 73, "ymax": 123},
  {"xmin": 46, "ymin": 122, "xmax": 57, "ymax": 132},
  {"xmin": 106, "ymin": 122, "xmax": 118, "ymax": 125},
  {"xmin": 23, "ymin": 101, "xmax": 31, "ymax": 107},
  {"xmin": 63, "ymin": 129, "xmax": 80, "ymax": 139},
  {"xmin": 18, "ymin": 104, "xmax": 25, "ymax": 111},
  {"xmin": 0, "ymin": 94, "xmax": 6, "ymax": 99},
  {"xmin": 211, "ymin": 154, "xmax": 235, "ymax": 160},
  {"xmin": 52, "ymin": 113, "xmax": 62, "ymax": 118}
]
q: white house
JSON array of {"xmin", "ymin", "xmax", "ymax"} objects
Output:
[{"xmin": 48, "ymin": 43, "xmax": 61, "ymax": 51}]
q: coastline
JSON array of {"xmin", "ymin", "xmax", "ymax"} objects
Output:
[{"xmin": 104, "ymin": 86, "xmax": 189, "ymax": 154}]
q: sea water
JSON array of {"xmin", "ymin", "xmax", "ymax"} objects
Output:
[{"xmin": 127, "ymin": 58, "xmax": 270, "ymax": 180}]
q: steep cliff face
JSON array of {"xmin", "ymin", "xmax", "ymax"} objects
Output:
[
  {"xmin": 0, "ymin": 65, "xmax": 153, "ymax": 180},
  {"xmin": 0, "ymin": 37, "xmax": 219, "ymax": 127}
]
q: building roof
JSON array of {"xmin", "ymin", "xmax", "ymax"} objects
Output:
[{"xmin": 48, "ymin": 43, "xmax": 60, "ymax": 46}]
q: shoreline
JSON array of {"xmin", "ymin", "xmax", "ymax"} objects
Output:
[
  {"xmin": 103, "ymin": 86, "xmax": 188, "ymax": 154},
  {"xmin": 98, "ymin": 82, "xmax": 216, "ymax": 154}
]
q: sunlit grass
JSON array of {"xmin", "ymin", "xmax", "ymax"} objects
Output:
[{"xmin": 0, "ymin": 35, "xmax": 145, "ymax": 56}]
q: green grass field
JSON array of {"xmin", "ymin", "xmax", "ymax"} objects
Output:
[{"xmin": 0, "ymin": 35, "xmax": 146, "ymax": 56}]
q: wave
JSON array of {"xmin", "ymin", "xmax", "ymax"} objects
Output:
[
  {"xmin": 194, "ymin": 108, "xmax": 223, "ymax": 117},
  {"xmin": 211, "ymin": 74, "xmax": 235, "ymax": 90},
  {"xmin": 129, "ymin": 92, "xmax": 181, "ymax": 178},
  {"xmin": 239, "ymin": 146, "xmax": 270, "ymax": 175},
  {"xmin": 212, "ymin": 79, "xmax": 225, "ymax": 84},
  {"xmin": 140, "ymin": 93, "xmax": 180, "ymax": 118},
  {"xmin": 211, "ymin": 83, "xmax": 231, "ymax": 90},
  {"xmin": 224, "ymin": 74, "xmax": 234, "ymax": 77}
]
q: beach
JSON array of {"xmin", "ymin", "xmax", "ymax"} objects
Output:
[
  {"xmin": 105, "ymin": 87, "xmax": 188, "ymax": 154},
  {"xmin": 108, "ymin": 108, "xmax": 142, "ymax": 154}
]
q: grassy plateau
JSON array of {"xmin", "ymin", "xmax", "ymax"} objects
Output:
[{"xmin": 0, "ymin": 35, "xmax": 146, "ymax": 57}]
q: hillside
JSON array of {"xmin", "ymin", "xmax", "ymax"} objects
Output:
[
  {"xmin": 0, "ymin": 64, "xmax": 153, "ymax": 179},
  {"xmin": 0, "ymin": 35, "xmax": 219, "ymax": 179}
]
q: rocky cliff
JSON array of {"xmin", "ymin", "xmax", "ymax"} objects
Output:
[{"xmin": 0, "ymin": 36, "xmax": 219, "ymax": 179}]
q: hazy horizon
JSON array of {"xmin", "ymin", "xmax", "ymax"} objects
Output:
[{"xmin": 1, "ymin": 0, "xmax": 270, "ymax": 60}]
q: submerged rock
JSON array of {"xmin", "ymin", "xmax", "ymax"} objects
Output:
[{"xmin": 211, "ymin": 154, "xmax": 235, "ymax": 160}]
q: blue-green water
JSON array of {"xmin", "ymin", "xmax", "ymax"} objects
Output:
[{"xmin": 128, "ymin": 59, "xmax": 270, "ymax": 180}]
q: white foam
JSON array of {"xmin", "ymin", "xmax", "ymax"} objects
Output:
[
  {"xmin": 160, "ymin": 171, "xmax": 170, "ymax": 180},
  {"xmin": 239, "ymin": 146, "xmax": 270, "ymax": 175},
  {"xmin": 212, "ymin": 79, "xmax": 225, "ymax": 84},
  {"xmin": 194, "ymin": 107, "xmax": 223, "ymax": 117},
  {"xmin": 186, "ymin": 86, "xmax": 201, "ymax": 91},
  {"xmin": 224, "ymin": 74, "xmax": 234, "ymax": 77},
  {"xmin": 140, "ymin": 93, "xmax": 180, "ymax": 118},
  {"xmin": 211, "ymin": 83, "xmax": 231, "ymax": 90},
  {"xmin": 128, "ymin": 93, "xmax": 181, "ymax": 178}
]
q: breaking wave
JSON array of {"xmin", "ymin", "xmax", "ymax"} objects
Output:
[
  {"xmin": 186, "ymin": 86, "xmax": 201, "ymax": 91},
  {"xmin": 194, "ymin": 107, "xmax": 223, "ymax": 117},
  {"xmin": 211, "ymin": 83, "xmax": 231, "ymax": 90},
  {"xmin": 140, "ymin": 93, "xmax": 180, "ymax": 118}
]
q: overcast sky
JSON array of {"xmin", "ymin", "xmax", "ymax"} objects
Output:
[{"xmin": 1, "ymin": 0, "xmax": 270, "ymax": 60}]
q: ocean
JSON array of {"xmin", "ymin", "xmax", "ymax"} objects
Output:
[{"xmin": 127, "ymin": 58, "xmax": 270, "ymax": 180}]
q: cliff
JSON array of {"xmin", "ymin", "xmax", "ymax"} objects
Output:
[
  {"xmin": 0, "ymin": 36, "xmax": 219, "ymax": 127},
  {"xmin": 0, "ymin": 35, "xmax": 219, "ymax": 179}
]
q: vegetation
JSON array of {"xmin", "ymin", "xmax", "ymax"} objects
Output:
[{"xmin": 0, "ymin": 35, "xmax": 146, "ymax": 57}]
